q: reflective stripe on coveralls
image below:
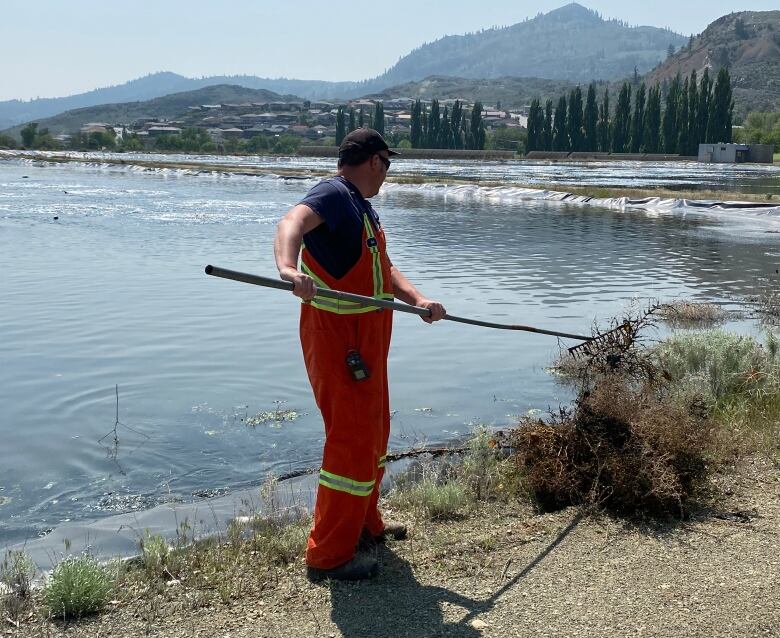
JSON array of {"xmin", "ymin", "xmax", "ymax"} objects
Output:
[
  {"xmin": 318, "ymin": 469, "xmax": 375, "ymax": 497},
  {"xmin": 300, "ymin": 189, "xmax": 395, "ymax": 570},
  {"xmin": 301, "ymin": 213, "xmax": 393, "ymax": 315}
]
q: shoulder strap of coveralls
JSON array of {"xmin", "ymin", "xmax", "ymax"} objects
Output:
[{"xmin": 300, "ymin": 178, "xmax": 393, "ymax": 314}]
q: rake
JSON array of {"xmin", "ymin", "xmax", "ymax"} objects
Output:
[{"xmin": 204, "ymin": 265, "xmax": 633, "ymax": 356}]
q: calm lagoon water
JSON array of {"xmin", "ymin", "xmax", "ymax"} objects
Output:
[{"xmin": 1, "ymin": 154, "xmax": 779, "ymax": 546}]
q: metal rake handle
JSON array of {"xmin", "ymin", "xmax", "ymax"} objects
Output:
[{"xmin": 204, "ymin": 265, "xmax": 595, "ymax": 342}]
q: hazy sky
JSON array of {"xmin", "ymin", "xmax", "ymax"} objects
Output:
[{"xmin": 2, "ymin": 1, "xmax": 776, "ymax": 101}]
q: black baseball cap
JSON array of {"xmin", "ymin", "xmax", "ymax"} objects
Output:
[{"xmin": 338, "ymin": 128, "xmax": 400, "ymax": 159}]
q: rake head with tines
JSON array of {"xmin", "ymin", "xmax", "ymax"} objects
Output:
[{"xmin": 566, "ymin": 321, "xmax": 634, "ymax": 361}]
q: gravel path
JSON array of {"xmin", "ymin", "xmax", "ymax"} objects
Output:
[{"xmin": 11, "ymin": 458, "xmax": 779, "ymax": 638}]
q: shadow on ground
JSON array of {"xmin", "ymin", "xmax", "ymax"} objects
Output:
[
  {"xmin": 328, "ymin": 512, "xmax": 583, "ymax": 638},
  {"xmin": 328, "ymin": 549, "xmax": 481, "ymax": 638}
]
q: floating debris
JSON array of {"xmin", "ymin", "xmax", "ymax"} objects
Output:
[
  {"xmin": 243, "ymin": 401, "xmax": 302, "ymax": 428},
  {"xmin": 192, "ymin": 487, "xmax": 230, "ymax": 499},
  {"xmin": 88, "ymin": 491, "xmax": 158, "ymax": 513},
  {"xmin": 0, "ymin": 496, "xmax": 11, "ymax": 506}
]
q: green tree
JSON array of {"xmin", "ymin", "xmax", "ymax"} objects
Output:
[
  {"xmin": 642, "ymin": 84, "xmax": 662, "ymax": 153},
  {"xmin": 697, "ymin": 69, "xmax": 711, "ymax": 145},
  {"xmin": 348, "ymin": 107, "xmax": 356, "ymax": 133},
  {"xmin": 662, "ymin": 74, "xmax": 681, "ymax": 152},
  {"xmin": 224, "ymin": 137, "xmax": 247, "ymax": 154},
  {"xmin": 372, "ymin": 102, "xmax": 385, "ymax": 135},
  {"xmin": 0, "ymin": 133, "xmax": 18, "ymax": 149},
  {"xmin": 73, "ymin": 129, "xmax": 114, "ymax": 150},
  {"xmin": 119, "ymin": 134, "xmax": 143, "ymax": 152},
  {"xmin": 271, "ymin": 134, "xmax": 301, "ymax": 154},
  {"xmin": 527, "ymin": 98, "xmax": 542, "ymax": 152},
  {"xmin": 335, "ymin": 106, "xmax": 346, "ymax": 144},
  {"xmin": 612, "ymin": 83, "xmax": 632, "ymax": 153},
  {"xmin": 438, "ymin": 106, "xmax": 451, "ymax": 149},
  {"xmin": 450, "ymin": 100, "xmax": 464, "ymax": 149},
  {"xmin": 687, "ymin": 70, "xmax": 699, "ymax": 154},
  {"xmin": 677, "ymin": 77, "xmax": 690, "ymax": 155},
  {"xmin": 245, "ymin": 135, "xmax": 270, "ymax": 153},
  {"xmin": 155, "ymin": 134, "xmax": 182, "ymax": 151},
  {"xmin": 630, "ymin": 83, "xmax": 646, "ymax": 153},
  {"xmin": 358, "ymin": 107, "xmax": 365, "ymax": 129},
  {"xmin": 542, "ymin": 99, "xmax": 553, "ymax": 151},
  {"xmin": 707, "ymin": 67, "xmax": 733, "ymax": 143},
  {"xmin": 428, "ymin": 99, "xmax": 440, "ymax": 148},
  {"xmin": 552, "ymin": 94, "xmax": 568, "ymax": 151},
  {"xmin": 488, "ymin": 125, "xmax": 525, "ymax": 154},
  {"xmin": 567, "ymin": 86, "xmax": 583, "ymax": 152},
  {"xmin": 469, "ymin": 101, "xmax": 486, "ymax": 150},
  {"xmin": 735, "ymin": 111, "xmax": 780, "ymax": 150},
  {"xmin": 20, "ymin": 123, "xmax": 38, "ymax": 148},
  {"xmin": 33, "ymin": 127, "xmax": 58, "ymax": 150},
  {"xmin": 410, "ymin": 100, "xmax": 422, "ymax": 148},
  {"xmin": 597, "ymin": 89, "xmax": 610, "ymax": 152},
  {"xmin": 177, "ymin": 127, "xmax": 213, "ymax": 152},
  {"xmin": 583, "ymin": 84, "xmax": 598, "ymax": 151}
]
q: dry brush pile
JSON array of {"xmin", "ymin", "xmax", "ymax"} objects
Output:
[{"xmin": 512, "ymin": 309, "xmax": 739, "ymax": 518}]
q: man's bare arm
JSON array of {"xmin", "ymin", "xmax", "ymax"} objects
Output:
[{"xmin": 273, "ymin": 204, "xmax": 323, "ymax": 300}]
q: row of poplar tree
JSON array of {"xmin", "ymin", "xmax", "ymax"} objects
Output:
[
  {"xmin": 333, "ymin": 99, "xmax": 488, "ymax": 150},
  {"xmin": 526, "ymin": 67, "xmax": 734, "ymax": 156},
  {"xmin": 409, "ymin": 99, "xmax": 487, "ymax": 150},
  {"xmin": 335, "ymin": 103, "xmax": 386, "ymax": 143}
]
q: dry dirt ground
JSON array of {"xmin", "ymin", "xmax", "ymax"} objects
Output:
[{"xmin": 9, "ymin": 458, "xmax": 780, "ymax": 638}]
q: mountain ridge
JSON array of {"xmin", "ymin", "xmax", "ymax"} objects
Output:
[{"xmin": 0, "ymin": 3, "xmax": 684, "ymax": 129}]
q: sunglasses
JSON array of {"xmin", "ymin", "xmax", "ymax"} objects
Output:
[{"xmin": 376, "ymin": 154, "xmax": 391, "ymax": 170}]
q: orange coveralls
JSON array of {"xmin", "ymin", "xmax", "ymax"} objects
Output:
[{"xmin": 300, "ymin": 205, "xmax": 394, "ymax": 569}]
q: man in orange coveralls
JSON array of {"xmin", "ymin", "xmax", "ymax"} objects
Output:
[{"xmin": 274, "ymin": 128, "xmax": 446, "ymax": 582}]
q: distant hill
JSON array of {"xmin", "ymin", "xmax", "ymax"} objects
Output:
[
  {"xmin": 0, "ymin": 3, "xmax": 686, "ymax": 129},
  {"xmin": 372, "ymin": 3, "xmax": 685, "ymax": 87},
  {"xmin": 0, "ymin": 73, "xmax": 363, "ymax": 130},
  {"xmin": 1, "ymin": 85, "xmax": 296, "ymax": 138},
  {"xmin": 0, "ymin": 72, "xmax": 196, "ymax": 130},
  {"xmin": 364, "ymin": 76, "xmax": 583, "ymax": 108},
  {"xmin": 644, "ymin": 10, "xmax": 780, "ymax": 119}
]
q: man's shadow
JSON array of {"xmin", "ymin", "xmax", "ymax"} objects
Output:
[
  {"xmin": 328, "ymin": 548, "xmax": 482, "ymax": 638},
  {"xmin": 327, "ymin": 512, "xmax": 583, "ymax": 638}
]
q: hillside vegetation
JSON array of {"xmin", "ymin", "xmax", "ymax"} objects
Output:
[
  {"xmin": 366, "ymin": 76, "xmax": 581, "ymax": 109},
  {"xmin": 646, "ymin": 10, "xmax": 780, "ymax": 118},
  {"xmin": 374, "ymin": 3, "xmax": 685, "ymax": 86}
]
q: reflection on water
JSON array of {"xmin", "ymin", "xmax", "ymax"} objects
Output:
[{"xmin": 1, "ymin": 157, "xmax": 778, "ymax": 545}]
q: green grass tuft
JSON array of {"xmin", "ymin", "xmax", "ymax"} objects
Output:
[
  {"xmin": 1, "ymin": 550, "xmax": 36, "ymax": 620},
  {"xmin": 43, "ymin": 554, "xmax": 115, "ymax": 619},
  {"xmin": 654, "ymin": 330, "xmax": 779, "ymax": 404},
  {"xmin": 390, "ymin": 475, "xmax": 470, "ymax": 521}
]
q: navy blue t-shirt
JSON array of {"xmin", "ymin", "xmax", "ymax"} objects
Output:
[{"xmin": 299, "ymin": 176, "xmax": 382, "ymax": 280}]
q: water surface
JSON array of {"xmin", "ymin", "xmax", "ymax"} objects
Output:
[{"xmin": 1, "ymin": 155, "xmax": 778, "ymax": 546}]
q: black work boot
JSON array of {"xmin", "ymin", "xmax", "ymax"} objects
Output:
[
  {"xmin": 306, "ymin": 555, "xmax": 379, "ymax": 583},
  {"xmin": 358, "ymin": 520, "xmax": 408, "ymax": 550},
  {"xmin": 377, "ymin": 521, "xmax": 408, "ymax": 541}
]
